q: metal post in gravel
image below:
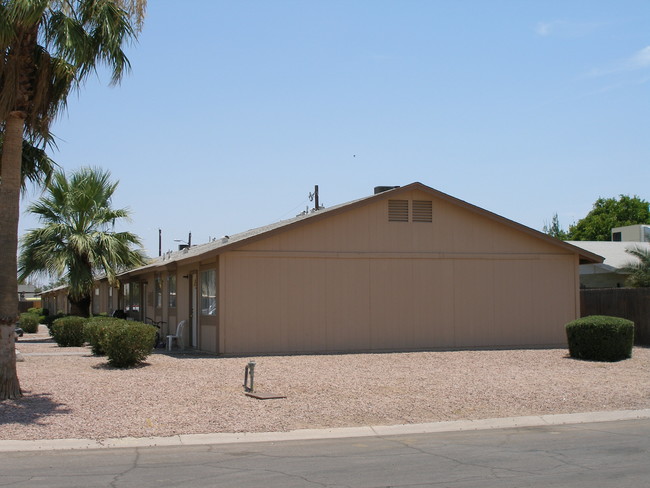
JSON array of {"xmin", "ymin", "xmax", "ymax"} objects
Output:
[
  {"xmin": 244, "ymin": 360, "xmax": 256, "ymax": 392},
  {"xmin": 243, "ymin": 360, "xmax": 286, "ymax": 400}
]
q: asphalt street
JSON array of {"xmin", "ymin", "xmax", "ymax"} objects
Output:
[{"xmin": 2, "ymin": 418, "xmax": 649, "ymax": 487}]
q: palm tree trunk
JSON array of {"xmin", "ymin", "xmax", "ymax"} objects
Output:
[
  {"xmin": 0, "ymin": 113, "xmax": 25, "ymax": 400},
  {"xmin": 69, "ymin": 295, "xmax": 91, "ymax": 318}
]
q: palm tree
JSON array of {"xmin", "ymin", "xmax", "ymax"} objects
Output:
[
  {"xmin": 620, "ymin": 246, "xmax": 650, "ymax": 288},
  {"xmin": 19, "ymin": 166, "xmax": 146, "ymax": 316},
  {"xmin": 0, "ymin": 0, "xmax": 146, "ymax": 400}
]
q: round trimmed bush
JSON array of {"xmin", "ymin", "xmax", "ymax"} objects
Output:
[
  {"xmin": 566, "ymin": 315, "xmax": 634, "ymax": 362},
  {"xmin": 28, "ymin": 307, "xmax": 48, "ymax": 315},
  {"xmin": 84, "ymin": 317, "xmax": 126, "ymax": 356},
  {"xmin": 102, "ymin": 321, "xmax": 156, "ymax": 368},
  {"xmin": 27, "ymin": 307, "xmax": 48, "ymax": 324},
  {"xmin": 51, "ymin": 316, "xmax": 87, "ymax": 347},
  {"xmin": 43, "ymin": 313, "xmax": 66, "ymax": 329},
  {"xmin": 19, "ymin": 312, "xmax": 40, "ymax": 333}
]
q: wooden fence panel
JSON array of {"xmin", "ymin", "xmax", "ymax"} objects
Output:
[
  {"xmin": 18, "ymin": 302, "xmax": 33, "ymax": 314},
  {"xmin": 580, "ymin": 288, "xmax": 650, "ymax": 346}
]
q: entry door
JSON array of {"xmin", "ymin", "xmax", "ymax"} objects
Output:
[{"xmin": 191, "ymin": 272, "xmax": 198, "ymax": 348}]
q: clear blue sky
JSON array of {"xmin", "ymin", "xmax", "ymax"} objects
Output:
[{"xmin": 18, "ymin": 0, "xmax": 650, "ymax": 258}]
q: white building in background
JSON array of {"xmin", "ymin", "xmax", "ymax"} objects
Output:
[
  {"xmin": 569, "ymin": 224, "xmax": 650, "ymax": 288},
  {"xmin": 611, "ymin": 224, "xmax": 650, "ymax": 243}
]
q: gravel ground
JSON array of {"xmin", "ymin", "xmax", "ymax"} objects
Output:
[{"xmin": 3, "ymin": 326, "xmax": 650, "ymax": 441}]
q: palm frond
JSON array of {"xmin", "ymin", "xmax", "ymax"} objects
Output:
[
  {"xmin": 620, "ymin": 246, "xmax": 650, "ymax": 288},
  {"xmin": 1, "ymin": 0, "xmax": 146, "ymax": 140},
  {"xmin": 19, "ymin": 166, "xmax": 146, "ymax": 300},
  {"xmin": 0, "ymin": 4, "xmax": 16, "ymax": 48}
]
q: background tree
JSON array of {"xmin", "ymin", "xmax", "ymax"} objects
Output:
[
  {"xmin": 568, "ymin": 195, "xmax": 650, "ymax": 241},
  {"xmin": 619, "ymin": 246, "xmax": 650, "ymax": 288},
  {"xmin": 19, "ymin": 167, "xmax": 146, "ymax": 316},
  {"xmin": 542, "ymin": 213, "xmax": 569, "ymax": 240},
  {"xmin": 0, "ymin": 0, "xmax": 146, "ymax": 400}
]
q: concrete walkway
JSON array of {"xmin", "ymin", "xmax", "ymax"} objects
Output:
[{"xmin": 2, "ymin": 408, "xmax": 649, "ymax": 453}]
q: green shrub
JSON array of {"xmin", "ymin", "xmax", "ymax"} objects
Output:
[
  {"xmin": 43, "ymin": 313, "xmax": 66, "ymax": 329},
  {"xmin": 84, "ymin": 317, "xmax": 126, "ymax": 356},
  {"xmin": 19, "ymin": 313, "xmax": 40, "ymax": 333},
  {"xmin": 28, "ymin": 307, "xmax": 49, "ymax": 316},
  {"xmin": 102, "ymin": 321, "xmax": 156, "ymax": 368},
  {"xmin": 51, "ymin": 316, "xmax": 87, "ymax": 347},
  {"xmin": 566, "ymin": 315, "xmax": 634, "ymax": 362}
]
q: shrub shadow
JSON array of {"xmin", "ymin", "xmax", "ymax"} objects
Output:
[
  {"xmin": 562, "ymin": 353, "xmax": 631, "ymax": 363},
  {"xmin": 0, "ymin": 390, "xmax": 72, "ymax": 426},
  {"xmin": 90, "ymin": 361, "xmax": 150, "ymax": 370}
]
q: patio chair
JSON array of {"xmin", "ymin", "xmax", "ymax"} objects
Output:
[{"xmin": 167, "ymin": 320, "xmax": 187, "ymax": 351}]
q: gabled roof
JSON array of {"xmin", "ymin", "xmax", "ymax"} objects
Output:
[
  {"xmin": 118, "ymin": 191, "xmax": 377, "ymax": 276},
  {"xmin": 39, "ymin": 283, "xmax": 69, "ymax": 295},
  {"xmin": 118, "ymin": 182, "xmax": 602, "ymax": 278}
]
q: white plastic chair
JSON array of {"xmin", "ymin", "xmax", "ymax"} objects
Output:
[{"xmin": 167, "ymin": 320, "xmax": 187, "ymax": 351}]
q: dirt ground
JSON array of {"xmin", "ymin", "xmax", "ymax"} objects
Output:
[{"xmin": 3, "ymin": 326, "xmax": 649, "ymax": 441}]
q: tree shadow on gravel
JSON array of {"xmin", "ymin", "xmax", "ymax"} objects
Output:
[
  {"xmin": 149, "ymin": 349, "xmax": 219, "ymax": 359},
  {"xmin": 16, "ymin": 337, "xmax": 56, "ymax": 344},
  {"xmin": 0, "ymin": 390, "xmax": 72, "ymax": 426}
]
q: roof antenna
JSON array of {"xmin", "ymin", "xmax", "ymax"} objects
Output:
[{"xmin": 309, "ymin": 185, "xmax": 321, "ymax": 211}]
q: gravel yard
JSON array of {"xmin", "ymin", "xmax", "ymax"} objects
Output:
[{"xmin": 3, "ymin": 327, "xmax": 650, "ymax": 441}]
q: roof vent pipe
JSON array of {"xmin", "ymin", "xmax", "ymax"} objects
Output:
[{"xmin": 374, "ymin": 186, "xmax": 400, "ymax": 194}]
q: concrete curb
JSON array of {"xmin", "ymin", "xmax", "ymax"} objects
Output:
[{"xmin": 2, "ymin": 409, "xmax": 649, "ymax": 452}]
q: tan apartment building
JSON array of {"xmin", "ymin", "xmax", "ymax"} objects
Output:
[{"xmin": 41, "ymin": 182, "xmax": 603, "ymax": 355}]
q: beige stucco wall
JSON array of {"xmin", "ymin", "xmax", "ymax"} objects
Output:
[
  {"xmin": 218, "ymin": 189, "xmax": 580, "ymax": 354},
  {"xmin": 93, "ymin": 281, "xmax": 114, "ymax": 315},
  {"xmin": 42, "ymin": 289, "xmax": 69, "ymax": 314}
]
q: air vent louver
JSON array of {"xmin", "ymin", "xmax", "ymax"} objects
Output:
[
  {"xmin": 412, "ymin": 200, "xmax": 433, "ymax": 222},
  {"xmin": 388, "ymin": 199, "xmax": 409, "ymax": 222}
]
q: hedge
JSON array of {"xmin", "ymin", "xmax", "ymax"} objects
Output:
[
  {"xmin": 27, "ymin": 307, "xmax": 49, "ymax": 316},
  {"xmin": 566, "ymin": 315, "xmax": 634, "ymax": 362},
  {"xmin": 43, "ymin": 313, "xmax": 66, "ymax": 329},
  {"xmin": 84, "ymin": 317, "xmax": 126, "ymax": 356},
  {"xmin": 102, "ymin": 322, "xmax": 156, "ymax": 368},
  {"xmin": 19, "ymin": 313, "xmax": 40, "ymax": 334},
  {"xmin": 51, "ymin": 316, "xmax": 87, "ymax": 347}
]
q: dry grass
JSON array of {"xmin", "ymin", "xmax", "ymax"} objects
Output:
[{"xmin": 3, "ymin": 327, "xmax": 649, "ymax": 441}]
